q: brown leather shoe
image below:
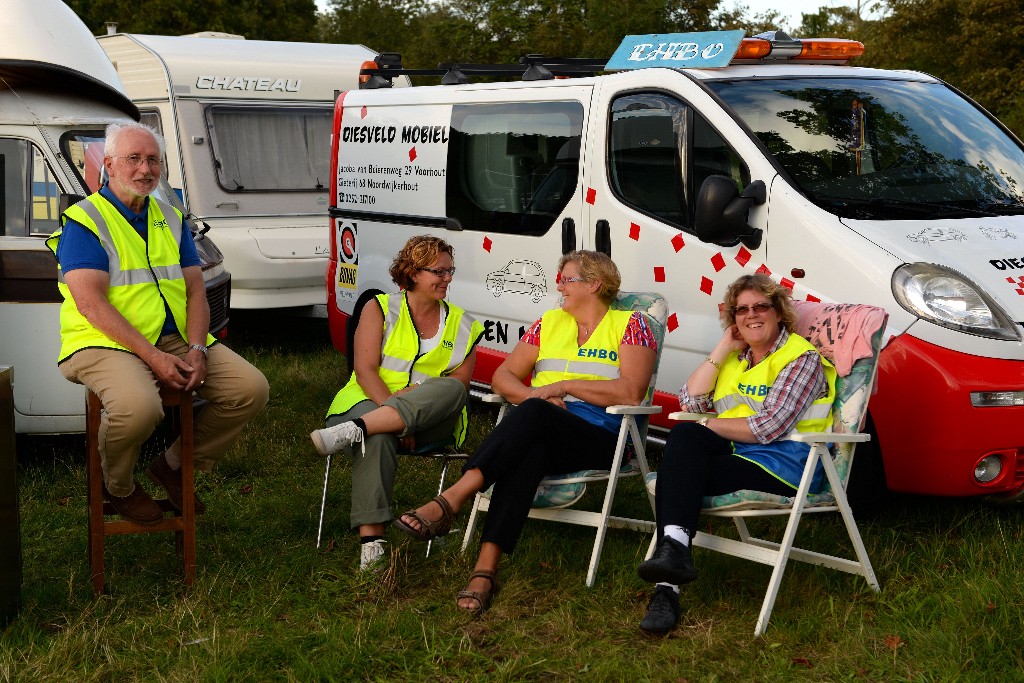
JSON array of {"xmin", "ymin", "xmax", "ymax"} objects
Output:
[
  {"xmin": 146, "ymin": 453, "xmax": 206, "ymax": 514},
  {"xmin": 102, "ymin": 480, "xmax": 162, "ymax": 526}
]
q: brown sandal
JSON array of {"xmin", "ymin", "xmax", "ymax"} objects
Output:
[
  {"xmin": 393, "ymin": 494, "xmax": 455, "ymax": 541},
  {"xmin": 456, "ymin": 570, "xmax": 499, "ymax": 615}
]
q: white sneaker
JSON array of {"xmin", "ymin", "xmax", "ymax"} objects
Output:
[
  {"xmin": 360, "ymin": 539, "xmax": 387, "ymax": 571},
  {"xmin": 310, "ymin": 421, "xmax": 365, "ymax": 456}
]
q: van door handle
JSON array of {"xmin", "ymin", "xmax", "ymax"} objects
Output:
[
  {"xmin": 561, "ymin": 218, "xmax": 576, "ymax": 254},
  {"xmin": 595, "ymin": 219, "xmax": 611, "ymax": 257}
]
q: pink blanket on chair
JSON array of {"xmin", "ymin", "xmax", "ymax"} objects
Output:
[{"xmin": 793, "ymin": 301, "xmax": 888, "ymax": 377}]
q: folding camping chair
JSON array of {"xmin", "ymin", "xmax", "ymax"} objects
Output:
[
  {"xmin": 461, "ymin": 291, "xmax": 667, "ymax": 586},
  {"xmin": 648, "ymin": 300, "xmax": 887, "ymax": 636}
]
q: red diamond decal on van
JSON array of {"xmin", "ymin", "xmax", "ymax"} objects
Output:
[
  {"xmin": 360, "ymin": 105, "xmax": 368, "ymax": 119},
  {"xmin": 482, "ymin": 236, "xmax": 492, "ymax": 252},
  {"xmin": 700, "ymin": 276, "xmax": 713, "ymax": 295},
  {"xmin": 409, "ymin": 148, "xmax": 417, "ymax": 162},
  {"xmin": 1008, "ymin": 276, "xmax": 1024, "ymax": 295},
  {"xmin": 806, "ymin": 294, "xmax": 821, "ymax": 303},
  {"xmin": 654, "ymin": 266, "xmax": 665, "ymax": 282},
  {"xmin": 756, "ymin": 264, "xmax": 772, "ymax": 276},
  {"xmin": 735, "ymin": 246, "xmax": 751, "ymax": 267},
  {"xmin": 711, "ymin": 253, "xmax": 726, "ymax": 272},
  {"xmin": 667, "ymin": 313, "xmax": 679, "ymax": 332},
  {"xmin": 671, "ymin": 234, "xmax": 685, "ymax": 252},
  {"xmin": 629, "ymin": 223, "xmax": 640, "ymax": 240},
  {"xmin": 586, "ymin": 188, "xmax": 596, "ymax": 204},
  {"xmin": 780, "ymin": 277, "xmax": 795, "ymax": 291}
]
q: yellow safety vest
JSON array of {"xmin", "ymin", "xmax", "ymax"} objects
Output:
[
  {"xmin": 713, "ymin": 331, "xmax": 837, "ymax": 489},
  {"xmin": 326, "ymin": 292, "xmax": 484, "ymax": 446},
  {"xmin": 46, "ymin": 193, "xmax": 214, "ymax": 363},
  {"xmin": 532, "ymin": 308, "xmax": 632, "ymax": 432}
]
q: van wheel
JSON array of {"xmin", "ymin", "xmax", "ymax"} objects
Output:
[
  {"xmin": 488, "ymin": 280, "xmax": 503, "ymax": 296},
  {"xmin": 845, "ymin": 412, "xmax": 891, "ymax": 518}
]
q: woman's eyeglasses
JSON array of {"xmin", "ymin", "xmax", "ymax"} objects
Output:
[
  {"xmin": 731, "ymin": 302, "xmax": 774, "ymax": 316},
  {"xmin": 419, "ymin": 266, "xmax": 456, "ymax": 277},
  {"xmin": 559, "ymin": 276, "xmax": 586, "ymax": 284}
]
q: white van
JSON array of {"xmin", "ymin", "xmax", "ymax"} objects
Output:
[
  {"xmin": 326, "ymin": 33, "xmax": 1024, "ymax": 501},
  {"xmin": 97, "ymin": 32, "xmax": 398, "ymax": 311},
  {"xmin": 0, "ymin": 0, "xmax": 229, "ymax": 433}
]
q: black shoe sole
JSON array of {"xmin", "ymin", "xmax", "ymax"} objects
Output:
[{"xmin": 637, "ymin": 561, "xmax": 698, "ymax": 586}]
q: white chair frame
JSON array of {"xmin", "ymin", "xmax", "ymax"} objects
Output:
[
  {"xmin": 668, "ymin": 411, "xmax": 880, "ymax": 636},
  {"xmin": 462, "ymin": 395, "xmax": 659, "ymax": 586}
]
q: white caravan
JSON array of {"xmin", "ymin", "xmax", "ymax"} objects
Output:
[
  {"xmin": 97, "ymin": 32, "xmax": 397, "ymax": 311},
  {"xmin": 0, "ymin": 0, "xmax": 229, "ymax": 433}
]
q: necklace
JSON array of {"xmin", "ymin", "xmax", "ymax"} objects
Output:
[{"xmin": 578, "ymin": 322, "xmax": 592, "ymax": 337}]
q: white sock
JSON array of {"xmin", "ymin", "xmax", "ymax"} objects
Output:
[
  {"xmin": 664, "ymin": 524, "xmax": 690, "ymax": 547},
  {"xmin": 657, "ymin": 582, "xmax": 680, "ymax": 594}
]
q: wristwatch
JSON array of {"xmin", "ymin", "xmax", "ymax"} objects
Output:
[
  {"xmin": 697, "ymin": 417, "xmax": 710, "ymax": 427},
  {"xmin": 189, "ymin": 344, "xmax": 208, "ymax": 356}
]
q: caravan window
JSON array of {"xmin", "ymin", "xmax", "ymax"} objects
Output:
[
  {"xmin": 0, "ymin": 138, "xmax": 60, "ymax": 237},
  {"xmin": 446, "ymin": 101, "xmax": 584, "ymax": 235},
  {"xmin": 204, "ymin": 105, "xmax": 332, "ymax": 192}
]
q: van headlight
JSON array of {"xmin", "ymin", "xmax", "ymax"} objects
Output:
[{"xmin": 892, "ymin": 263, "xmax": 1021, "ymax": 341}]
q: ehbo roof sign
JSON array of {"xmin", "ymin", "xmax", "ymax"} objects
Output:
[{"xmin": 605, "ymin": 31, "xmax": 744, "ymax": 70}]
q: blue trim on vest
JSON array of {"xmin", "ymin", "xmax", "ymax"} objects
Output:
[{"xmin": 732, "ymin": 440, "xmax": 824, "ymax": 492}]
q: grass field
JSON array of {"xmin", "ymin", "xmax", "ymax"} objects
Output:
[{"xmin": 3, "ymin": 310, "xmax": 1024, "ymax": 682}]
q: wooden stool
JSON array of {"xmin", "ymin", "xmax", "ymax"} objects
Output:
[{"xmin": 87, "ymin": 386, "xmax": 196, "ymax": 594}]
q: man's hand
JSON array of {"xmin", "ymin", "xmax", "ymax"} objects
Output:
[
  {"xmin": 147, "ymin": 350, "xmax": 194, "ymax": 390},
  {"xmin": 183, "ymin": 348, "xmax": 208, "ymax": 391}
]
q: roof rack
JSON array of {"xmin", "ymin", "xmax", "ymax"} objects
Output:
[{"xmin": 360, "ymin": 53, "xmax": 609, "ymax": 89}]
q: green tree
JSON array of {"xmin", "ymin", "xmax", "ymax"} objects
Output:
[
  {"xmin": 66, "ymin": 0, "xmax": 318, "ymax": 40},
  {"xmin": 318, "ymin": 0, "xmax": 427, "ymax": 54},
  {"xmin": 861, "ymin": 0, "xmax": 1024, "ymax": 138},
  {"xmin": 795, "ymin": 6, "xmax": 861, "ymax": 38}
]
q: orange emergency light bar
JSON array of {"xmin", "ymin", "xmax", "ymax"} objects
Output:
[{"xmin": 734, "ymin": 36, "xmax": 864, "ymax": 63}]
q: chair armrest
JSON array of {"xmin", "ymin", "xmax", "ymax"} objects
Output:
[
  {"xmin": 668, "ymin": 411, "xmax": 716, "ymax": 421},
  {"xmin": 482, "ymin": 393, "xmax": 508, "ymax": 404},
  {"xmin": 606, "ymin": 405, "xmax": 662, "ymax": 416},
  {"xmin": 790, "ymin": 431, "xmax": 870, "ymax": 444}
]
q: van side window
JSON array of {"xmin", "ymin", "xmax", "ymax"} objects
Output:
[
  {"xmin": 691, "ymin": 114, "xmax": 750, "ymax": 202},
  {"xmin": 609, "ymin": 94, "xmax": 749, "ymax": 231},
  {"xmin": 0, "ymin": 139, "xmax": 60, "ymax": 237},
  {"xmin": 609, "ymin": 94, "xmax": 688, "ymax": 227},
  {"xmin": 447, "ymin": 101, "xmax": 584, "ymax": 235},
  {"xmin": 204, "ymin": 105, "xmax": 332, "ymax": 192}
]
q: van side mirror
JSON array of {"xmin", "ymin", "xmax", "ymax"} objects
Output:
[
  {"xmin": 694, "ymin": 176, "xmax": 766, "ymax": 250},
  {"xmin": 57, "ymin": 193, "xmax": 85, "ymax": 216}
]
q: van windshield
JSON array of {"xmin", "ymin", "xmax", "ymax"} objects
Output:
[
  {"xmin": 709, "ymin": 78, "xmax": 1024, "ymax": 220},
  {"xmin": 204, "ymin": 105, "xmax": 332, "ymax": 192}
]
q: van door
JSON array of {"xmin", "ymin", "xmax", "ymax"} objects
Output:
[
  {"xmin": 442, "ymin": 87, "xmax": 592, "ymax": 363},
  {"xmin": 336, "ymin": 85, "xmax": 593, "ymax": 378},
  {"xmin": 583, "ymin": 70, "xmax": 768, "ymax": 408}
]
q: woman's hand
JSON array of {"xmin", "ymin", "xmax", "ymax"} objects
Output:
[
  {"xmin": 722, "ymin": 324, "xmax": 749, "ymax": 354},
  {"xmin": 529, "ymin": 381, "xmax": 567, "ymax": 408}
]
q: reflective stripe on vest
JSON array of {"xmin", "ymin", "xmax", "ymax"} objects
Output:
[
  {"xmin": 531, "ymin": 308, "xmax": 631, "ymax": 390},
  {"xmin": 47, "ymin": 193, "xmax": 212, "ymax": 362},
  {"xmin": 325, "ymin": 292, "xmax": 484, "ymax": 447},
  {"xmin": 712, "ymin": 332, "xmax": 836, "ymax": 439}
]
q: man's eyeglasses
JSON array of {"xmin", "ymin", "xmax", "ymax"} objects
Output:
[
  {"xmin": 559, "ymin": 276, "xmax": 586, "ymax": 284},
  {"xmin": 731, "ymin": 302, "xmax": 775, "ymax": 316},
  {"xmin": 419, "ymin": 266, "xmax": 456, "ymax": 277},
  {"xmin": 114, "ymin": 154, "xmax": 162, "ymax": 168}
]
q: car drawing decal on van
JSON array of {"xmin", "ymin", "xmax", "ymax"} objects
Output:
[{"xmin": 486, "ymin": 260, "xmax": 548, "ymax": 303}]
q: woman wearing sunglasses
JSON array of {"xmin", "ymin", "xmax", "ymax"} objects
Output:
[
  {"xmin": 310, "ymin": 235, "xmax": 484, "ymax": 572},
  {"xmin": 637, "ymin": 273, "xmax": 836, "ymax": 635},
  {"xmin": 394, "ymin": 250, "xmax": 657, "ymax": 614}
]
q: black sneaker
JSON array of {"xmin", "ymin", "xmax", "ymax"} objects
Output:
[
  {"xmin": 637, "ymin": 536, "xmax": 698, "ymax": 585},
  {"xmin": 640, "ymin": 585, "xmax": 680, "ymax": 634}
]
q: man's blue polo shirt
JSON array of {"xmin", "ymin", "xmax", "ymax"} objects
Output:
[{"xmin": 55, "ymin": 185, "xmax": 200, "ymax": 337}]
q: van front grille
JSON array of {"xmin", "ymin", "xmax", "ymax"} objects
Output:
[{"xmin": 207, "ymin": 276, "xmax": 231, "ymax": 335}]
